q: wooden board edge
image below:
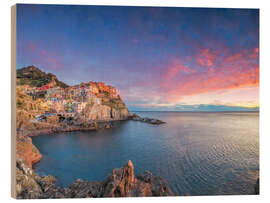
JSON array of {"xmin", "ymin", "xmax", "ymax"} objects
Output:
[{"xmin": 11, "ymin": 4, "xmax": 17, "ymax": 199}]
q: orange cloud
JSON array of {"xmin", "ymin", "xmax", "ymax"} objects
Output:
[
  {"xmin": 164, "ymin": 59, "xmax": 195, "ymax": 81},
  {"xmin": 249, "ymin": 47, "xmax": 259, "ymax": 59},
  {"xmin": 225, "ymin": 53, "xmax": 242, "ymax": 63},
  {"xmin": 196, "ymin": 48, "xmax": 216, "ymax": 67},
  {"xmin": 162, "ymin": 48, "xmax": 259, "ymax": 103}
]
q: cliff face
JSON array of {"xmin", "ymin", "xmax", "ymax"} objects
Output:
[
  {"xmin": 15, "ymin": 66, "xmax": 130, "ymax": 173},
  {"xmin": 16, "ymin": 132, "xmax": 42, "ymax": 168},
  {"xmin": 81, "ymin": 103, "xmax": 130, "ymax": 121},
  {"xmin": 16, "ymin": 66, "xmax": 130, "ymax": 122},
  {"xmin": 76, "ymin": 81, "xmax": 130, "ymax": 121},
  {"xmin": 16, "ymin": 159, "xmax": 174, "ymax": 199}
]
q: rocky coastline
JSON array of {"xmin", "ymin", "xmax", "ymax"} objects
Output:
[
  {"xmin": 131, "ymin": 113, "xmax": 166, "ymax": 125},
  {"xmin": 15, "ymin": 66, "xmax": 170, "ymax": 198},
  {"xmin": 15, "ymin": 113, "xmax": 170, "ymax": 198},
  {"xmin": 16, "ymin": 113, "xmax": 166, "ymax": 169},
  {"xmin": 16, "ymin": 159, "xmax": 174, "ymax": 198}
]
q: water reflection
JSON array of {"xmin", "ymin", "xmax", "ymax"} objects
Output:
[{"xmin": 32, "ymin": 112, "xmax": 259, "ymax": 195}]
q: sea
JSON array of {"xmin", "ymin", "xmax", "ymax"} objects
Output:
[{"xmin": 32, "ymin": 111, "xmax": 259, "ymax": 195}]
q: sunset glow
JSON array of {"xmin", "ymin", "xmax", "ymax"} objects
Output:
[{"xmin": 16, "ymin": 5, "xmax": 259, "ymax": 111}]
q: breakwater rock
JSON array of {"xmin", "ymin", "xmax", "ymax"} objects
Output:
[
  {"xmin": 131, "ymin": 113, "xmax": 166, "ymax": 125},
  {"xmin": 16, "ymin": 159, "xmax": 174, "ymax": 199}
]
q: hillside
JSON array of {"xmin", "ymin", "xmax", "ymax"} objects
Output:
[
  {"xmin": 17, "ymin": 65, "xmax": 69, "ymax": 88},
  {"xmin": 16, "ymin": 66, "xmax": 130, "ymax": 123}
]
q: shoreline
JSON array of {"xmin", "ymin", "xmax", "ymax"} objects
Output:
[
  {"xmin": 17, "ymin": 119, "xmax": 127, "ymax": 168},
  {"xmin": 15, "ymin": 113, "xmax": 259, "ymax": 198},
  {"xmin": 17, "ymin": 113, "xmax": 166, "ymax": 168},
  {"xmin": 23, "ymin": 113, "xmax": 166, "ymax": 138},
  {"xmin": 16, "ymin": 158, "xmax": 174, "ymax": 199},
  {"xmin": 15, "ymin": 115, "xmax": 174, "ymax": 198}
]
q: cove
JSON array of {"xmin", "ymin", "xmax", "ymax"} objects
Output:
[{"xmin": 32, "ymin": 112, "xmax": 259, "ymax": 195}]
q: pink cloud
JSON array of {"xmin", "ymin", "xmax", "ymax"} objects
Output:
[
  {"xmin": 161, "ymin": 48, "xmax": 259, "ymax": 103},
  {"xmin": 249, "ymin": 47, "xmax": 259, "ymax": 59},
  {"xmin": 122, "ymin": 46, "xmax": 259, "ymax": 106},
  {"xmin": 196, "ymin": 48, "xmax": 217, "ymax": 67},
  {"xmin": 20, "ymin": 41, "xmax": 64, "ymax": 71},
  {"xmin": 28, "ymin": 42, "xmax": 36, "ymax": 50},
  {"xmin": 164, "ymin": 59, "xmax": 195, "ymax": 81},
  {"xmin": 225, "ymin": 53, "xmax": 242, "ymax": 63}
]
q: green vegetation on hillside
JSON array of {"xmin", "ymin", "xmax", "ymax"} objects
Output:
[{"xmin": 17, "ymin": 65, "xmax": 68, "ymax": 88}]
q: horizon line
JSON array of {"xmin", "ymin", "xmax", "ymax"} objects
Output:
[{"xmin": 130, "ymin": 110, "xmax": 260, "ymax": 113}]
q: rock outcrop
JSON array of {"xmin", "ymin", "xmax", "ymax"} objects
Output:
[
  {"xmin": 131, "ymin": 113, "xmax": 166, "ymax": 125},
  {"xmin": 16, "ymin": 159, "xmax": 174, "ymax": 199},
  {"xmin": 16, "ymin": 132, "xmax": 42, "ymax": 168}
]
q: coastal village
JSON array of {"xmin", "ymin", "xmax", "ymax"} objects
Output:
[
  {"xmin": 16, "ymin": 66, "xmax": 164, "ymax": 131},
  {"xmin": 15, "ymin": 66, "xmax": 171, "ymax": 199},
  {"xmin": 21, "ymin": 80, "xmax": 120, "ymax": 116},
  {"xmin": 15, "ymin": 66, "xmax": 132, "ymax": 179},
  {"xmin": 15, "ymin": 65, "xmax": 131, "ymax": 124}
]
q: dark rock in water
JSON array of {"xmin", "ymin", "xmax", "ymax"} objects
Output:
[
  {"xmin": 16, "ymin": 159, "xmax": 174, "ymax": 199},
  {"xmin": 130, "ymin": 113, "xmax": 166, "ymax": 125},
  {"xmin": 136, "ymin": 171, "xmax": 152, "ymax": 184},
  {"xmin": 131, "ymin": 113, "xmax": 141, "ymax": 120},
  {"xmin": 254, "ymin": 178, "xmax": 259, "ymax": 194}
]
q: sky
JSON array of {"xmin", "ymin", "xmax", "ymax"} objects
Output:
[{"xmin": 16, "ymin": 4, "xmax": 259, "ymax": 111}]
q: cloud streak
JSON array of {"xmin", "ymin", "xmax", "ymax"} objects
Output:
[
  {"xmin": 16, "ymin": 5, "xmax": 259, "ymax": 111},
  {"xmin": 160, "ymin": 47, "xmax": 259, "ymax": 103}
]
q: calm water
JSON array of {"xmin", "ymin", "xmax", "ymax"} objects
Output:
[{"xmin": 32, "ymin": 112, "xmax": 259, "ymax": 195}]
